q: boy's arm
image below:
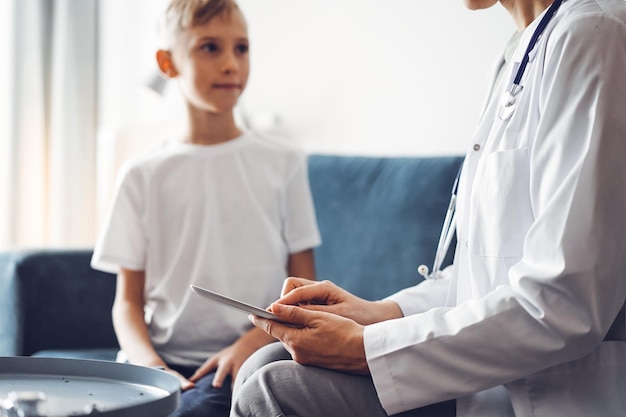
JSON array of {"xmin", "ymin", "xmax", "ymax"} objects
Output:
[
  {"xmin": 112, "ymin": 268, "xmax": 161, "ymax": 366},
  {"xmin": 113, "ymin": 268, "xmax": 194, "ymax": 389},
  {"xmin": 287, "ymin": 249, "xmax": 316, "ymax": 280}
]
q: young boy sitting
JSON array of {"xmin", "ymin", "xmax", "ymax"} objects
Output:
[{"xmin": 91, "ymin": 1, "xmax": 321, "ymax": 415}]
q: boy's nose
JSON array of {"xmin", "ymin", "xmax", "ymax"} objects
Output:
[{"xmin": 221, "ymin": 52, "xmax": 238, "ymax": 74}]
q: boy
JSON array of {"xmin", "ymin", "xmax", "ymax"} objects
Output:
[{"xmin": 91, "ymin": 1, "xmax": 321, "ymax": 416}]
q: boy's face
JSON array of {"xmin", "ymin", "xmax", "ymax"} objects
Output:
[
  {"xmin": 169, "ymin": 9, "xmax": 249, "ymax": 115},
  {"xmin": 463, "ymin": 0, "xmax": 499, "ymax": 10}
]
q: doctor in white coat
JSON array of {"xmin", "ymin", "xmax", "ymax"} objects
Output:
[{"xmin": 230, "ymin": 0, "xmax": 626, "ymax": 415}]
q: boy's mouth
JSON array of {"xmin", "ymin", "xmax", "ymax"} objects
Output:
[{"xmin": 213, "ymin": 83, "xmax": 242, "ymax": 90}]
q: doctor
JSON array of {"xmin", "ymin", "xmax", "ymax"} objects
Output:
[{"xmin": 230, "ymin": 0, "xmax": 626, "ymax": 415}]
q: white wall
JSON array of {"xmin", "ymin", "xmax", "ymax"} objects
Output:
[{"xmin": 98, "ymin": 1, "xmax": 514, "ymax": 158}]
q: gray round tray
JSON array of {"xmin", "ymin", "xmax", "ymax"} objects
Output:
[{"xmin": 0, "ymin": 356, "xmax": 180, "ymax": 417}]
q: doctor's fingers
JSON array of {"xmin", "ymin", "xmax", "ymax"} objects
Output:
[
  {"xmin": 248, "ymin": 315, "xmax": 298, "ymax": 345},
  {"xmin": 267, "ymin": 311, "xmax": 369, "ymax": 373},
  {"xmin": 278, "ymin": 279, "xmax": 345, "ymax": 306},
  {"xmin": 280, "ymin": 276, "xmax": 318, "ymax": 297},
  {"xmin": 249, "ymin": 304, "xmax": 319, "ymax": 341},
  {"xmin": 249, "ymin": 318, "xmax": 317, "ymax": 364}
]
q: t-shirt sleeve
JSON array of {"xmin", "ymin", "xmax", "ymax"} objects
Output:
[
  {"xmin": 91, "ymin": 164, "xmax": 147, "ymax": 274},
  {"xmin": 282, "ymin": 152, "xmax": 321, "ymax": 254}
]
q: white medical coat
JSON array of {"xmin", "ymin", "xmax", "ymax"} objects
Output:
[{"xmin": 364, "ymin": 0, "xmax": 626, "ymax": 415}]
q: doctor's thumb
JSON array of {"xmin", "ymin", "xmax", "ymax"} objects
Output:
[{"xmin": 271, "ymin": 303, "xmax": 307, "ymax": 324}]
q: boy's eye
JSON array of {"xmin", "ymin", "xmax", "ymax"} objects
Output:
[
  {"xmin": 235, "ymin": 43, "xmax": 249, "ymax": 54},
  {"xmin": 201, "ymin": 42, "xmax": 218, "ymax": 52}
]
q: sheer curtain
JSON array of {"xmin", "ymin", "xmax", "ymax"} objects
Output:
[
  {"xmin": 0, "ymin": 0, "xmax": 98, "ymax": 249},
  {"xmin": 0, "ymin": 1, "xmax": 14, "ymax": 248}
]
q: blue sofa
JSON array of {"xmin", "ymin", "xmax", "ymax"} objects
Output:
[{"xmin": 0, "ymin": 154, "xmax": 463, "ymax": 360}]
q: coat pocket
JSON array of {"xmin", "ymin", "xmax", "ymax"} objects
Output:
[{"xmin": 468, "ymin": 148, "xmax": 532, "ymax": 257}]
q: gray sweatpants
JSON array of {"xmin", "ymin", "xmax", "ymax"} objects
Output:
[{"xmin": 230, "ymin": 342, "xmax": 455, "ymax": 417}]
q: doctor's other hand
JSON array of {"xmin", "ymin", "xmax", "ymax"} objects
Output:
[
  {"xmin": 278, "ymin": 277, "xmax": 403, "ymax": 325},
  {"xmin": 250, "ymin": 303, "xmax": 369, "ymax": 374}
]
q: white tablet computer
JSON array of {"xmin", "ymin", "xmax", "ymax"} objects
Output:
[{"xmin": 190, "ymin": 285, "xmax": 280, "ymax": 321}]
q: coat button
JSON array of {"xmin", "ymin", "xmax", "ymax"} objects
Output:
[{"xmin": 473, "ymin": 144, "xmax": 481, "ymax": 151}]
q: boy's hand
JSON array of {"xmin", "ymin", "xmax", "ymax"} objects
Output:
[
  {"xmin": 278, "ymin": 278, "xmax": 402, "ymax": 325},
  {"xmin": 189, "ymin": 344, "xmax": 241, "ymax": 388},
  {"xmin": 165, "ymin": 368, "xmax": 195, "ymax": 391},
  {"xmin": 250, "ymin": 303, "xmax": 369, "ymax": 374},
  {"xmin": 189, "ymin": 328, "xmax": 275, "ymax": 388},
  {"xmin": 189, "ymin": 345, "xmax": 234, "ymax": 388}
]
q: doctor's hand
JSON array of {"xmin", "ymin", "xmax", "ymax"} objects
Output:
[
  {"xmin": 278, "ymin": 277, "xmax": 403, "ymax": 325},
  {"xmin": 251, "ymin": 303, "xmax": 370, "ymax": 374}
]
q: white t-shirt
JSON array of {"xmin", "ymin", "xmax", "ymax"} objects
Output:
[{"xmin": 92, "ymin": 131, "xmax": 321, "ymax": 366}]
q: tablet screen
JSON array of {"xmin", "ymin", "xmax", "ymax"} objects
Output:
[{"xmin": 190, "ymin": 285, "xmax": 280, "ymax": 321}]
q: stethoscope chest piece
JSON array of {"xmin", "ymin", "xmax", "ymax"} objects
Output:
[{"xmin": 498, "ymin": 85, "xmax": 522, "ymax": 121}]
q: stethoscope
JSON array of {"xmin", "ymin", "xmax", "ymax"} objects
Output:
[
  {"xmin": 418, "ymin": 167, "xmax": 461, "ymax": 280},
  {"xmin": 418, "ymin": 0, "xmax": 565, "ymax": 280},
  {"xmin": 498, "ymin": 0, "xmax": 565, "ymax": 120}
]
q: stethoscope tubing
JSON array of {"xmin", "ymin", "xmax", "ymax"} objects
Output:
[
  {"xmin": 432, "ymin": 192, "xmax": 457, "ymax": 275},
  {"xmin": 419, "ymin": 167, "xmax": 461, "ymax": 280},
  {"xmin": 512, "ymin": 0, "xmax": 565, "ymax": 88}
]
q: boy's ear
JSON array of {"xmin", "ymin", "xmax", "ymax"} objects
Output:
[{"xmin": 156, "ymin": 50, "xmax": 178, "ymax": 78}]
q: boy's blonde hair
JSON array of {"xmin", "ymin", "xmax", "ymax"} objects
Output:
[{"xmin": 158, "ymin": 0, "xmax": 240, "ymax": 49}]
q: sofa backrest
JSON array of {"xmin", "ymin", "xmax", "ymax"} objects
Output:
[
  {"xmin": 0, "ymin": 249, "xmax": 118, "ymax": 356},
  {"xmin": 308, "ymin": 154, "xmax": 463, "ymax": 300},
  {"xmin": 0, "ymin": 154, "xmax": 464, "ymax": 357}
]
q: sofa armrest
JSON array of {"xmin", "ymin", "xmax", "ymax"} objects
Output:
[{"xmin": 0, "ymin": 249, "xmax": 119, "ymax": 356}]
